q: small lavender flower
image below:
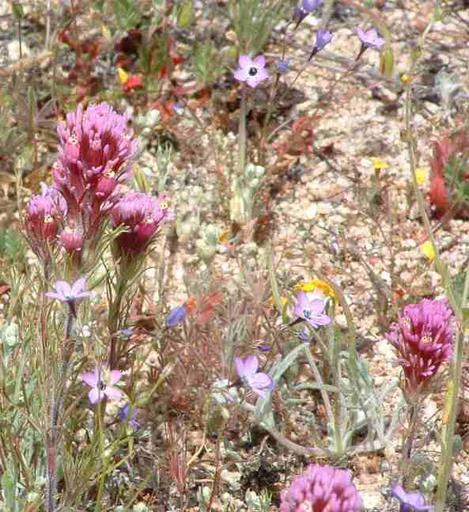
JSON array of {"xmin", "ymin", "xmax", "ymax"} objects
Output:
[
  {"xmin": 110, "ymin": 192, "xmax": 173, "ymax": 256},
  {"xmin": 80, "ymin": 366, "xmax": 123, "ymax": 404},
  {"xmin": 391, "ymin": 483, "xmax": 433, "ymax": 512},
  {"xmin": 310, "ymin": 28, "xmax": 333, "ymax": 58},
  {"xmin": 166, "ymin": 305, "xmax": 186, "ymax": 327},
  {"xmin": 280, "ymin": 464, "xmax": 363, "ymax": 512},
  {"xmin": 356, "ymin": 27, "xmax": 385, "ymax": 50},
  {"xmin": 234, "ymin": 55, "xmax": 269, "ymax": 88},
  {"xmin": 118, "ymin": 403, "xmax": 140, "ymax": 430},
  {"xmin": 293, "ymin": 292, "xmax": 331, "ymax": 328},
  {"xmin": 46, "ymin": 277, "xmax": 92, "ymax": 316},
  {"xmin": 387, "ymin": 298, "xmax": 454, "ymax": 395},
  {"xmin": 234, "ymin": 355, "xmax": 274, "ymax": 398}
]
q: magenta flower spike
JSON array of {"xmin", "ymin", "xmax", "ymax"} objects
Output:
[
  {"xmin": 25, "ymin": 184, "xmax": 66, "ymax": 260},
  {"xmin": 391, "ymin": 483, "xmax": 434, "ymax": 512},
  {"xmin": 52, "ymin": 102, "xmax": 137, "ymax": 240},
  {"xmin": 110, "ymin": 192, "xmax": 173, "ymax": 257},
  {"xmin": 280, "ymin": 464, "xmax": 363, "ymax": 512},
  {"xmin": 387, "ymin": 298, "xmax": 454, "ymax": 396},
  {"xmin": 80, "ymin": 366, "xmax": 123, "ymax": 404},
  {"xmin": 293, "ymin": 291, "xmax": 331, "ymax": 328},
  {"xmin": 234, "ymin": 355, "xmax": 274, "ymax": 398},
  {"xmin": 234, "ymin": 55, "xmax": 269, "ymax": 88}
]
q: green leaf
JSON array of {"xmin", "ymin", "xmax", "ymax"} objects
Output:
[
  {"xmin": 380, "ymin": 46, "xmax": 394, "ymax": 78},
  {"xmin": 254, "ymin": 343, "xmax": 304, "ymax": 428},
  {"xmin": 178, "ymin": 0, "xmax": 194, "ymax": 28}
]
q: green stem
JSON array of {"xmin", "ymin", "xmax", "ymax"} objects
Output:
[{"xmin": 237, "ymin": 87, "xmax": 247, "ymax": 178}]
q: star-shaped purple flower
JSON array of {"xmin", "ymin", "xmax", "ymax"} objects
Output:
[
  {"xmin": 391, "ymin": 483, "xmax": 433, "ymax": 512},
  {"xmin": 293, "ymin": 292, "xmax": 331, "ymax": 328},
  {"xmin": 357, "ymin": 27, "xmax": 385, "ymax": 50},
  {"xmin": 234, "ymin": 55, "xmax": 269, "ymax": 88},
  {"xmin": 80, "ymin": 366, "xmax": 123, "ymax": 404},
  {"xmin": 46, "ymin": 277, "xmax": 92, "ymax": 316},
  {"xmin": 235, "ymin": 355, "xmax": 274, "ymax": 398}
]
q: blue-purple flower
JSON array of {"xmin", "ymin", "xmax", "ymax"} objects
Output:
[
  {"xmin": 310, "ymin": 28, "xmax": 333, "ymax": 58},
  {"xmin": 118, "ymin": 403, "xmax": 140, "ymax": 430},
  {"xmin": 234, "ymin": 55, "xmax": 269, "ymax": 88},
  {"xmin": 235, "ymin": 355, "xmax": 274, "ymax": 398},
  {"xmin": 293, "ymin": 292, "xmax": 331, "ymax": 328},
  {"xmin": 357, "ymin": 27, "xmax": 385, "ymax": 50},
  {"xmin": 302, "ymin": 0, "xmax": 323, "ymax": 11},
  {"xmin": 166, "ymin": 305, "xmax": 187, "ymax": 327},
  {"xmin": 391, "ymin": 483, "xmax": 433, "ymax": 512},
  {"xmin": 277, "ymin": 59, "xmax": 290, "ymax": 74}
]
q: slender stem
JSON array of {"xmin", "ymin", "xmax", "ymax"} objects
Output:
[
  {"xmin": 401, "ymin": 400, "xmax": 421, "ymax": 484},
  {"xmin": 46, "ymin": 307, "xmax": 75, "ymax": 512},
  {"xmin": 237, "ymin": 87, "xmax": 247, "ymax": 178}
]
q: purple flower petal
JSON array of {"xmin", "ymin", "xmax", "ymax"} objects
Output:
[
  {"xmin": 81, "ymin": 369, "xmax": 99, "ymax": 387},
  {"xmin": 89, "ymin": 388, "xmax": 101, "ymax": 404},
  {"xmin": 105, "ymin": 386, "xmax": 123, "ymax": 401},
  {"xmin": 108, "ymin": 370, "xmax": 122, "ymax": 385}
]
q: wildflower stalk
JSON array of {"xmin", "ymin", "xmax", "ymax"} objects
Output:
[
  {"xmin": 46, "ymin": 307, "xmax": 74, "ymax": 512},
  {"xmin": 237, "ymin": 87, "xmax": 247, "ymax": 179},
  {"xmin": 403, "ymin": 46, "xmax": 468, "ymax": 509}
]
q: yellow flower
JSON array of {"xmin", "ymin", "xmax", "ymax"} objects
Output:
[
  {"xmin": 420, "ymin": 241, "xmax": 436, "ymax": 262},
  {"xmin": 295, "ymin": 279, "xmax": 336, "ymax": 300},
  {"xmin": 415, "ymin": 167, "xmax": 429, "ymax": 186},
  {"xmin": 400, "ymin": 73, "xmax": 413, "ymax": 86},
  {"xmin": 370, "ymin": 157, "xmax": 390, "ymax": 172},
  {"xmin": 117, "ymin": 67, "xmax": 129, "ymax": 85}
]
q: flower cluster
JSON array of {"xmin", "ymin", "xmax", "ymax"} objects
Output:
[
  {"xmin": 280, "ymin": 463, "xmax": 363, "ymax": 512},
  {"xmin": 25, "ymin": 184, "xmax": 66, "ymax": 260},
  {"xmin": 110, "ymin": 192, "xmax": 173, "ymax": 257},
  {"xmin": 387, "ymin": 298, "xmax": 454, "ymax": 396},
  {"xmin": 24, "ymin": 103, "xmax": 172, "ymax": 263}
]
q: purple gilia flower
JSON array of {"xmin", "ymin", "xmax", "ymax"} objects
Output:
[
  {"xmin": 356, "ymin": 27, "xmax": 385, "ymax": 50},
  {"xmin": 234, "ymin": 355, "xmax": 274, "ymax": 398},
  {"xmin": 234, "ymin": 55, "xmax": 269, "ymax": 88},
  {"xmin": 110, "ymin": 192, "xmax": 173, "ymax": 256},
  {"xmin": 46, "ymin": 277, "xmax": 92, "ymax": 315},
  {"xmin": 280, "ymin": 464, "xmax": 363, "ymax": 512},
  {"xmin": 118, "ymin": 403, "xmax": 140, "ymax": 430},
  {"xmin": 387, "ymin": 298, "xmax": 454, "ymax": 396},
  {"xmin": 391, "ymin": 483, "xmax": 433, "ymax": 512},
  {"xmin": 310, "ymin": 28, "xmax": 333, "ymax": 58},
  {"xmin": 166, "ymin": 305, "xmax": 186, "ymax": 327},
  {"xmin": 293, "ymin": 292, "xmax": 331, "ymax": 328},
  {"xmin": 81, "ymin": 366, "xmax": 123, "ymax": 404}
]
